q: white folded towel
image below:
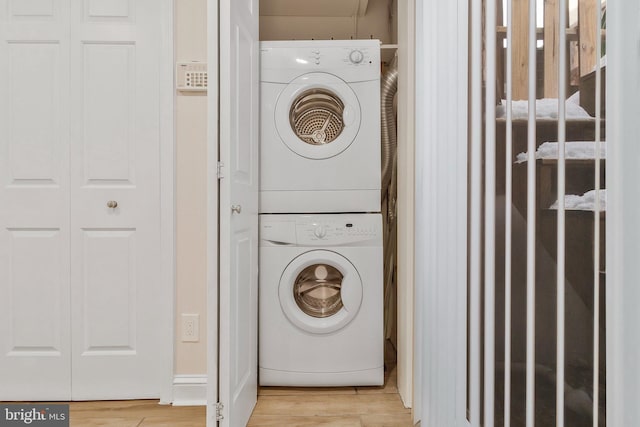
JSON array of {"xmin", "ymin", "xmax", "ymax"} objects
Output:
[
  {"xmin": 516, "ymin": 141, "xmax": 606, "ymax": 164},
  {"xmin": 496, "ymin": 98, "xmax": 593, "ymax": 120},
  {"xmin": 549, "ymin": 189, "xmax": 607, "ymax": 211}
]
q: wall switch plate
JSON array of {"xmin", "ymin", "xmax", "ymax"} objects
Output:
[{"xmin": 181, "ymin": 313, "xmax": 200, "ymax": 342}]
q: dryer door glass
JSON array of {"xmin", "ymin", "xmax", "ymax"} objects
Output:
[
  {"xmin": 290, "ymin": 89, "xmax": 345, "ymax": 145},
  {"xmin": 293, "ymin": 264, "xmax": 343, "ymax": 318},
  {"xmin": 274, "ymin": 72, "xmax": 362, "ymax": 160}
]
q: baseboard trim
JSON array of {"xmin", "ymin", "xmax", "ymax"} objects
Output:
[{"xmin": 172, "ymin": 375, "xmax": 207, "ymax": 406}]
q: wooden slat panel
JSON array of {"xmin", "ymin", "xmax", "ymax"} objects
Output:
[
  {"xmin": 512, "ymin": 0, "xmax": 529, "ymax": 100},
  {"xmin": 544, "ymin": 0, "xmax": 560, "ymax": 97},
  {"xmin": 483, "ymin": 0, "xmax": 505, "ymax": 101},
  {"xmin": 496, "ymin": 0, "xmax": 505, "ymax": 100},
  {"xmin": 578, "ymin": 0, "xmax": 598, "ymax": 77},
  {"xmin": 497, "ymin": 26, "xmax": 595, "ymax": 40}
]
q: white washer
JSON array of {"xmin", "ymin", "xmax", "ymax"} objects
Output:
[
  {"xmin": 260, "ymin": 40, "xmax": 381, "ymax": 214},
  {"xmin": 259, "ymin": 213, "xmax": 383, "ymax": 386}
]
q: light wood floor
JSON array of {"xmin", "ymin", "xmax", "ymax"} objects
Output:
[
  {"xmin": 249, "ymin": 365, "xmax": 412, "ymax": 426},
  {"xmin": 12, "ymin": 365, "xmax": 410, "ymax": 426},
  {"xmin": 68, "ymin": 400, "xmax": 204, "ymax": 426}
]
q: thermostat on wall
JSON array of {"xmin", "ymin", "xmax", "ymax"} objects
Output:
[{"xmin": 176, "ymin": 62, "xmax": 208, "ymax": 92}]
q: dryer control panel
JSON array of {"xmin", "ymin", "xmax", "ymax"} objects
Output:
[{"xmin": 260, "ymin": 40, "xmax": 380, "ymax": 83}]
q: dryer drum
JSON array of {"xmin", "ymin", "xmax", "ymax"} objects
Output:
[
  {"xmin": 293, "ymin": 264, "xmax": 344, "ymax": 318},
  {"xmin": 289, "ymin": 89, "xmax": 345, "ymax": 145}
]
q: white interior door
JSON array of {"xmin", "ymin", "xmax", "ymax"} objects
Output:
[
  {"xmin": 0, "ymin": 0, "xmax": 72, "ymax": 400},
  {"xmin": 0, "ymin": 0, "xmax": 168, "ymax": 401},
  {"xmin": 69, "ymin": 0, "xmax": 164, "ymax": 400},
  {"xmin": 217, "ymin": 0, "xmax": 260, "ymax": 425}
]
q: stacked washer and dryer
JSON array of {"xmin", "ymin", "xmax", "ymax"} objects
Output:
[{"xmin": 259, "ymin": 40, "xmax": 384, "ymax": 386}]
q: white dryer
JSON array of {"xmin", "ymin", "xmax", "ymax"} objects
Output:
[
  {"xmin": 259, "ymin": 213, "xmax": 383, "ymax": 386},
  {"xmin": 260, "ymin": 40, "xmax": 381, "ymax": 214}
]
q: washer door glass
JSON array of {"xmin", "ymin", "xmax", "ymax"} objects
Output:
[
  {"xmin": 293, "ymin": 264, "xmax": 343, "ymax": 318},
  {"xmin": 279, "ymin": 250, "xmax": 363, "ymax": 334},
  {"xmin": 275, "ymin": 72, "xmax": 361, "ymax": 160}
]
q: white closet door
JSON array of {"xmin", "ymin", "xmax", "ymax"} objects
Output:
[
  {"xmin": 0, "ymin": 0, "xmax": 166, "ymax": 401},
  {"xmin": 69, "ymin": 0, "xmax": 164, "ymax": 400},
  {"xmin": 218, "ymin": 0, "xmax": 260, "ymax": 425},
  {"xmin": 0, "ymin": 0, "xmax": 72, "ymax": 401}
]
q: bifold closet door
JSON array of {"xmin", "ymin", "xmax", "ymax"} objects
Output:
[
  {"xmin": 68, "ymin": 0, "xmax": 163, "ymax": 400},
  {"xmin": 0, "ymin": 0, "xmax": 164, "ymax": 400},
  {"xmin": 0, "ymin": 0, "xmax": 73, "ymax": 401}
]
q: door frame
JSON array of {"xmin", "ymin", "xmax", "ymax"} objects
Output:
[
  {"xmin": 159, "ymin": 0, "xmax": 176, "ymax": 405},
  {"xmin": 205, "ymin": 0, "xmax": 219, "ymax": 424},
  {"xmin": 206, "ymin": 0, "xmax": 419, "ymax": 421}
]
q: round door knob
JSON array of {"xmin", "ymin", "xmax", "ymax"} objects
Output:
[
  {"xmin": 107, "ymin": 200, "xmax": 118, "ymax": 208},
  {"xmin": 231, "ymin": 205, "xmax": 242, "ymax": 214}
]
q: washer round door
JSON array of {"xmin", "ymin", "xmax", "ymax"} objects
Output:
[
  {"xmin": 279, "ymin": 250, "xmax": 363, "ymax": 334},
  {"xmin": 274, "ymin": 72, "xmax": 362, "ymax": 160}
]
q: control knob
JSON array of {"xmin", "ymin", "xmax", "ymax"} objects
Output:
[
  {"xmin": 349, "ymin": 49, "xmax": 364, "ymax": 64},
  {"xmin": 314, "ymin": 225, "xmax": 326, "ymax": 238}
]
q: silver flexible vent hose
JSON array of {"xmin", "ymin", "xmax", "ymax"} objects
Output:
[
  {"xmin": 380, "ymin": 65, "xmax": 398, "ymax": 195},
  {"xmin": 381, "ymin": 63, "xmax": 398, "ymax": 342}
]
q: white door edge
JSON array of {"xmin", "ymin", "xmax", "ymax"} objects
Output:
[
  {"xmin": 159, "ymin": 0, "xmax": 177, "ymax": 405},
  {"xmin": 414, "ymin": 0, "xmax": 469, "ymax": 425},
  {"xmin": 396, "ymin": 0, "xmax": 416, "ymax": 410},
  {"xmin": 206, "ymin": 0, "xmax": 220, "ymax": 424},
  {"xmin": 607, "ymin": 2, "xmax": 640, "ymax": 425}
]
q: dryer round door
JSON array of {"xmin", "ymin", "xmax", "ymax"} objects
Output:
[
  {"xmin": 275, "ymin": 72, "xmax": 362, "ymax": 160},
  {"xmin": 279, "ymin": 250, "xmax": 363, "ymax": 334}
]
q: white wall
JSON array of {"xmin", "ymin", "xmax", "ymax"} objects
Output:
[
  {"xmin": 175, "ymin": 0, "xmax": 208, "ymax": 375},
  {"xmin": 259, "ymin": 0, "xmax": 393, "ymax": 42}
]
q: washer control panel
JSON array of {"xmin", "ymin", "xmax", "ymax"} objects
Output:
[
  {"xmin": 260, "ymin": 214, "xmax": 382, "ymax": 246},
  {"xmin": 301, "ymin": 221, "xmax": 378, "ymax": 239},
  {"xmin": 296, "ymin": 215, "xmax": 382, "ymax": 245}
]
